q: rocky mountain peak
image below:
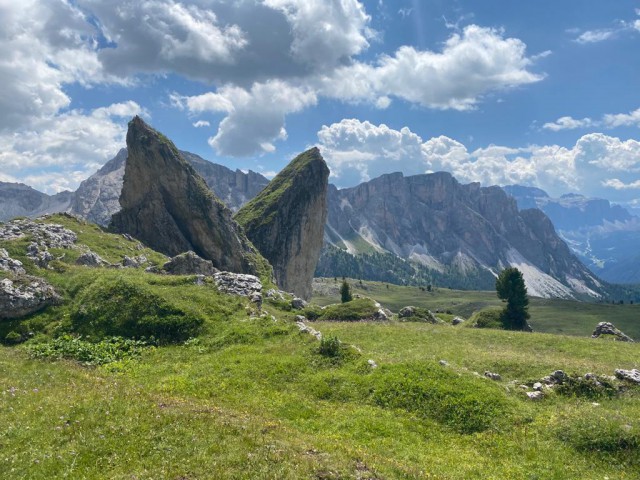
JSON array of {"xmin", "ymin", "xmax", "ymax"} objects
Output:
[
  {"xmin": 110, "ymin": 116, "xmax": 268, "ymax": 276},
  {"xmin": 235, "ymin": 147, "xmax": 329, "ymax": 299}
]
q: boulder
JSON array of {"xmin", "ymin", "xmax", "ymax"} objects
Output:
[
  {"xmin": 162, "ymin": 251, "xmax": 218, "ymax": 276},
  {"xmin": 615, "ymin": 369, "xmax": 640, "ymax": 384},
  {"xmin": 75, "ymin": 250, "xmax": 106, "ymax": 267},
  {"xmin": 122, "ymin": 255, "xmax": 147, "ymax": 268},
  {"xmin": 484, "ymin": 371, "xmax": 502, "ymax": 381},
  {"xmin": 0, "ymin": 275, "xmax": 59, "ymax": 319},
  {"xmin": 526, "ymin": 391, "xmax": 544, "ymax": 401},
  {"xmin": 591, "ymin": 322, "xmax": 634, "ymax": 342},
  {"xmin": 452, "ymin": 316, "xmax": 465, "ymax": 325},
  {"xmin": 291, "ymin": 297, "xmax": 308, "ymax": 310},
  {"xmin": 213, "ymin": 271, "xmax": 262, "ymax": 298},
  {"xmin": 398, "ymin": 306, "xmax": 416, "ymax": 318},
  {"xmin": 0, "ymin": 248, "xmax": 26, "ymax": 274}
]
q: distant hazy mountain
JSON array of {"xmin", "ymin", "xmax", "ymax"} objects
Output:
[
  {"xmin": 0, "ymin": 149, "xmax": 269, "ymax": 226},
  {"xmin": 319, "ymin": 172, "xmax": 604, "ymax": 299},
  {"xmin": 503, "ymin": 185, "xmax": 640, "ymax": 284}
]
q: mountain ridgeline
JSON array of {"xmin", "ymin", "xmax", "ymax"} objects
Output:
[
  {"xmin": 110, "ymin": 116, "xmax": 267, "ymax": 276},
  {"xmin": 235, "ymin": 148, "xmax": 329, "ymax": 300},
  {"xmin": 320, "ymin": 172, "xmax": 605, "ymax": 299}
]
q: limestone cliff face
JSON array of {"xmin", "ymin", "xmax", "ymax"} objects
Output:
[
  {"xmin": 324, "ymin": 172, "xmax": 604, "ymax": 299},
  {"xmin": 235, "ymin": 147, "xmax": 329, "ymax": 299},
  {"xmin": 110, "ymin": 116, "xmax": 265, "ymax": 276}
]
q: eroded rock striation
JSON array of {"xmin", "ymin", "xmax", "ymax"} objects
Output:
[
  {"xmin": 235, "ymin": 147, "xmax": 329, "ymax": 300},
  {"xmin": 110, "ymin": 116, "xmax": 266, "ymax": 276}
]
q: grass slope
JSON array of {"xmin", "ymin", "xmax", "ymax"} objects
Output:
[{"xmin": 1, "ymin": 219, "xmax": 640, "ymax": 478}]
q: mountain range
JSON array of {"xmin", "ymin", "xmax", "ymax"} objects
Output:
[{"xmin": 2, "ymin": 148, "xmax": 634, "ymax": 298}]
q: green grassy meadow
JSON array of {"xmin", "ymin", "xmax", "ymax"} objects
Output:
[{"xmin": 1, "ymin": 217, "xmax": 640, "ymax": 479}]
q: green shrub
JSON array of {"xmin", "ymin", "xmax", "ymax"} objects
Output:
[
  {"xmin": 27, "ymin": 335, "xmax": 150, "ymax": 366},
  {"xmin": 469, "ymin": 307, "xmax": 504, "ymax": 329},
  {"xmin": 318, "ymin": 336, "xmax": 342, "ymax": 358},
  {"xmin": 302, "ymin": 304, "xmax": 323, "ymax": 320},
  {"xmin": 70, "ymin": 278, "xmax": 204, "ymax": 343},
  {"xmin": 371, "ymin": 363, "xmax": 512, "ymax": 433},
  {"xmin": 557, "ymin": 415, "xmax": 640, "ymax": 456},
  {"xmin": 555, "ymin": 375, "xmax": 618, "ymax": 399},
  {"xmin": 4, "ymin": 331, "xmax": 23, "ymax": 345},
  {"xmin": 317, "ymin": 298, "xmax": 379, "ymax": 321}
]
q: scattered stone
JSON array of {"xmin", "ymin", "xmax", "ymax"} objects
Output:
[
  {"xmin": 615, "ymin": 369, "xmax": 640, "ymax": 384},
  {"xmin": 484, "ymin": 371, "xmax": 502, "ymax": 381},
  {"xmin": 145, "ymin": 266, "xmax": 160, "ymax": 274},
  {"xmin": 592, "ymin": 322, "xmax": 634, "ymax": 342},
  {"xmin": 122, "ymin": 255, "xmax": 147, "ymax": 268},
  {"xmin": 367, "ymin": 359, "xmax": 378, "ymax": 369},
  {"xmin": 122, "ymin": 233, "xmax": 134, "ymax": 241},
  {"xmin": 533, "ymin": 382, "xmax": 544, "ymax": 391},
  {"xmin": 75, "ymin": 250, "xmax": 106, "ymax": 267},
  {"xmin": 452, "ymin": 316, "xmax": 465, "ymax": 325},
  {"xmin": 0, "ymin": 275, "xmax": 59, "ymax": 319},
  {"xmin": 550, "ymin": 370, "xmax": 569, "ymax": 384},
  {"xmin": 294, "ymin": 315, "xmax": 306, "ymax": 322},
  {"xmin": 291, "ymin": 297, "xmax": 308, "ymax": 310},
  {"xmin": 373, "ymin": 308, "xmax": 389, "ymax": 321},
  {"xmin": 26, "ymin": 243, "xmax": 54, "ymax": 268},
  {"xmin": 266, "ymin": 289, "xmax": 287, "ymax": 301},
  {"xmin": 250, "ymin": 293, "xmax": 262, "ymax": 308},
  {"xmin": 398, "ymin": 306, "xmax": 416, "ymax": 318},
  {"xmin": 0, "ymin": 248, "xmax": 26, "ymax": 274},
  {"xmin": 296, "ymin": 320, "xmax": 322, "ymax": 341},
  {"xmin": 526, "ymin": 391, "xmax": 544, "ymax": 401},
  {"xmin": 162, "ymin": 251, "xmax": 218, "ymax": 276},
  {"xmin": 213, "ymin": 272, "xmax": 262, "ymax": 298},
  {"xmin": 439, "ymin": 360, "xmax": 449, "ymax": 366},
  {"xmin": 193, "ymin": 275, "xmax": 206, "ymax": 285}
]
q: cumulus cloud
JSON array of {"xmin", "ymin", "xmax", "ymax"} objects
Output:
[
  {"xmin": 192, "ymin": 120, "xmax": 210, "ymax": 128},
  {"xmin": 575, "ymin": 29, "xmax": 615, "ymax": 44},
  {"xmin": 0, "ymin": 102, "xmax": 144, "ymax": 193},
  {"xmin": 318, "ymin": 118, "xmax": 640, "ymax": 201},
  {"xmin": 543, "ymin": 107, "xmax": 640, "ymax": 131},
  {"xmin": 173, "ymin": 81, "xmax": 317, "ymax": 156},
  {"xmin": 320, "ymin": 25, "xmax": 542, "ymax": 110}
]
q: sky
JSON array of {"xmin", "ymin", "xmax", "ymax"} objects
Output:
[{"xmin": 1, "ymin": 0, "xmax": 639, "ymax": 208}]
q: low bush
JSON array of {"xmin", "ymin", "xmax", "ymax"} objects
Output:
[
  {"xmin": 70, "ymin": 277, "xmax": 204, "ymax": 343},
  {"xmin": 371, "ymin": 362, "xmax": 513, "ymax": 434},
  {"xmin": 469, "ymin": 307, "xmax": 504, "ymax": 329},
  {"xmin": 318, "ymin": 336, "xmax": 342, "ymax": 358},
  {"xmin": 555, "ymin": 374, "xmax": 618, "ymax": 399},
  {"xmin": 317, "ymin": 298, "xmax": 379, "ymax": 321},
  {"xmin": 27, "ymin": 335, "xmax": 150, "ymax": 366}
]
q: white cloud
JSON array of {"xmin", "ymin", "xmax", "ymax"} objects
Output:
[
  {"xmin": 0, "ymin": 102, "xmax": 143, "ymax": 193},
  {"xmin": 543, "ymin": 116, "xmax": 594, "ymax": 131},
  {"xmin": 320, "ymin": 25, "xmax": 543, "ymax": 111},
  {"xmin": 192, "ymin": 120, "xmax": 210, "ymax": 128},
  {"xmin": 602, "ymin": 179, "xmax": 640, "ymax": 190},
  {"xmin": 575, "ymin": 29, "xmax": 615, "ymax": 44},
  {"xmin": 174, "ymin": 81, "xmax": 317, "ymax": 156},
  {"xmin": 543, "ymin": 107, "xmax": 640, "ymax": 131},
  {"xmin": 318, "ymin": 118, "xmax": 640, "ymax": 201}
]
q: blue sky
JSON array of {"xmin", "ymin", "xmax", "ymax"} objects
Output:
[{"xmin": 1, "ymin": 0, "xmax": 639, "ymax": 207}]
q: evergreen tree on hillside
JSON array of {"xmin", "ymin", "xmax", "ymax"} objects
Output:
[
  {"xmin": 340, "ymin": 279, "xmax": 353, "ymax": 303},
  {"xmin": 496, "ymin": 267, "xmax": 531, "ymax": 331}
]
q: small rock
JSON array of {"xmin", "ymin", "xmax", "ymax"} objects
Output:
[
  {"xmin": 75, "ymin": 250, "xmax": 106, "ymax": 267},
  {"xmin": 439, "ymin": 360, "xmax": 449, "ymax": 366},
  {"xmin": 266, "ymin": 289, "xmax": 286, "ymax": 301},
  {"xmin": 373, "ymin": 308, "xmax": 389, "ymax": 321},
  {"xmin": 0, "ymin": 248, "xmax": 26, "ymax": 274},
  {"xmin": 519, "ymin": 384, "xmax": 529, "ymax": 390},
  {"xmin": 122, "ymin": 255, "xmax": 147, "ymax": 268},
  {"xmin": 615, "ymin": 369, "xmax": 640, "ymax": 384},
  {"xmin": 550, "ymin": 370, "xmax": 569, "ymax": 384},
  {"xmin": 452, "ymin": 316, "xmax": 465, "ymax": 325},
  {"xmin": 398, "ymin": 306, "xmax": 416, "ymax": 318},
  {"xmin": 122, "ymin": 233, "xmax": 134, "ymax": 241},
  {"xmin": 367, "ymin": 359, "xmax": 378, "ymax": 369},
  {"xmin": 213, "ymin": 271, "xmax": 262, "ymax": 298},
  {"xmin": 295, "ymin": 320, "xmax": 322, "ymax": 341},
  {"xmin": 162, "ymin": 251, "xmax": 218, "ymax": 276},
  {"xmin": 193, "ymin": 275, "xmax": 206, "ymax": 285},
  {"xmin": 533, "ymin": 382, "xmax": 543, "ymax": 391},
  {"xmin": 291, "ymin": 297, "xmax": 307, "ymax": 310},
  {"xmin": 592, "ymin": 322, "xmax": 634, "ymax": 342},
  {"xmin": 294, "ymin": 315, "xmax": 306, "ymax": 322},
  {"xmin": 0, "ymin": 275, "xmax": 60, "ymax": 319},
  {"xmin": 484, "ymin": 371, "xmax": 502, "ymax": 381},
  {"xmin": 526, "ymin": 391, "xmax": 544, "ymax": 401},
  {"xmin": 250, "ymin": 293, "xmax": 262, "ymax": 308},
  {"xmin": 145, "ymin": 266, "xmax": 160, "ymax": 274}
]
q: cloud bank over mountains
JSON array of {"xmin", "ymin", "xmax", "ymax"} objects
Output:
[{"xmin": 318, "ymin": 119, "xmax": 640, "ymax": 202}]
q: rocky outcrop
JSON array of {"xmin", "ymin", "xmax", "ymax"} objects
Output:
[
  {"xmin": 615, "ymin": 369, "xmax": 640, "ymax": 384},
  {"xmin": 213, "ymin": 272, "xmax": 262, "ymax": 299},
  {"xmin": 0, "ymin": 275, "xmax": 59, "ymax": 319},
  {"xmin": 0, "ymin": 248, "xmax": 26, "ymax": 274},
  {"xmin": 75, "ymin": 250, "xmax": 107, "ymax": 267},
  {"xmin": 162, "ymin": 251, "xmax": 218, "ymax": 276},
  {"xmin": 592, "ymin": 322, "xmax": 634, "ymax": 342},
  {"xmin": 235, "ymin": 147, "xmax": 329, "ymax": 299},
  {"xmin": 110, "ymin": 116, "xmax": 265, "ymax": 276},
  {"xmin": 322, "ymin": 172, "xmax": 604, "ymax": 299}
]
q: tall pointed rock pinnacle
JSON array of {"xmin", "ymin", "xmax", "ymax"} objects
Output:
[
  {"xmin": 110, "ymin": 116, "xmax": 268, "ymax": 276},
  {"xmin": 235, "ymin": 147, "xmax": 329, "ymax": 299}
]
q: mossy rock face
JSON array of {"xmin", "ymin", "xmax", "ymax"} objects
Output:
[
  {"xmin": 111, "ymin": 116, "xmax": 271, "ymax": 279},
  {"xmin": 235, "ymin": 147, "xmax": 329, "ymax": 300}
]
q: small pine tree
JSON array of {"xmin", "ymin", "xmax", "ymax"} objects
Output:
[
  {"xmin": 495, "ymin": 267, "xmax": 530, "ymax": 331},
  {"xmin": 340, "ymin": 279, "xmax": 353, "ymax": 303}
]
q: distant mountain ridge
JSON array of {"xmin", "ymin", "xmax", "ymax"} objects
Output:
[
  {"xmin": 320, "ymin": 172, "xmax": 604, "ymax": 299},
  {"xmin": 503, "ymin": 185, "xmax": 640, "ymax": 284}
]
